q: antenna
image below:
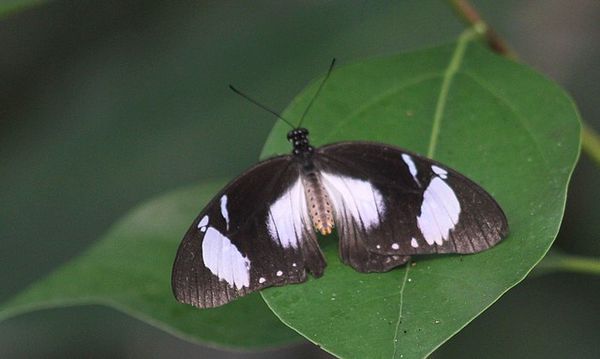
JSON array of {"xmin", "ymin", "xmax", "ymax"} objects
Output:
[
  {"xmin": 229, "ymin": 84, "xmax": 296, "ymax": 129},
  {"xmin": 297, "ymin": 58, "xmax": 336, "ymax": 128}
]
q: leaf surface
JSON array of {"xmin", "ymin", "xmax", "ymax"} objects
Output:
[{"xmin": 260, "ymin": 33, "xmax": 581, "ymax": 358}]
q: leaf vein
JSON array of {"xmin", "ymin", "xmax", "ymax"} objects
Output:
[
  {"xmin": 427, "ymin": 28, "xmax": 478, "ymax": 158},
  {"xmin": 391, "ymin": 262, "xmax": 411, "ymax": 359}
]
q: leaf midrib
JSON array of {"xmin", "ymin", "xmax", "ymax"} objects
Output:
[
  {"xmin": 427, "ymin": 28, "xmax": 478, "ymax": 158},
  {"xmin": 391, "ymin": 28, "xmax": 477, "ymax": 359}
]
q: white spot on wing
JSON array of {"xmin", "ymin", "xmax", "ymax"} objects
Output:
[
  {"xmin": 402, "ymin": 154, "xmax": 420, "ymax": 185},
  {"xmin": 417, "ymin": 177, "xmax": 461, "ymax": 245},
  {"xmin": 431, "ymin": 165, "xmax": 448, "ymax": 179},
  {"xmin": 411, "ymin": 237, "xmax": 419, "ymax": 248},
  {"xmin": 391, "ymin": 243, "xmax": 400, "ymax": 250},
  {"xmin": 321, "ymin": 172, "xmax": 385, "ymax": 230},
  {"xmin": 202, "ymin": 227, "xmax": 250, "ymax": 289},
  {"xmin": 220, "ymin": 195, "xmax": 230, "ymax": 230},
  {"xmin": 267, "ymin": 178, "xmax": 310, "ymax": 249},
  {"xmin": 276, "ymin": 270, "xmax": 283, "ymax": 277},
  {"xmin": 197, "ymin": 215, "xmax": 209, "ymax": 232},
  {"xmin": 259, "ymin": 277, "xmax": 266, "ymax": 284}
]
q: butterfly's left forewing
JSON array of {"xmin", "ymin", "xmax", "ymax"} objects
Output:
[
  {"xmin": 315, "ymin": 142, "xmax": 508, "ymax": 272},
  {"xmin": 172, "ymin": 156, "xmax": 325, "ymax": 309}
]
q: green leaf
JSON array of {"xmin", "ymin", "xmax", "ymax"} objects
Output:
[
  {"xmin": 260, "ymin": 33, "xmax": 581, "ymax": 358},
  {"xmin": 0, "ymin": 181, "xmax": 300, "ymax": 349}
]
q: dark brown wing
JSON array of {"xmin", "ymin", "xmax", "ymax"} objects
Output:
[
  {"xmin": 172, "ymin": 155, "xmax": 325, "ymax": 308},
  {"xmin": 315, "ymin": 141, "xmax": 508, "ymax": 272}
]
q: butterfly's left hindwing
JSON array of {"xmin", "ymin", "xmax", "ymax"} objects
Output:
[
  {"xmin": 172, "ymin": 156, "xmax": 326, "ymax": 309},
  {"xmin": 315, "ymin": 142, "xmax": 508, "ymax": 272}
]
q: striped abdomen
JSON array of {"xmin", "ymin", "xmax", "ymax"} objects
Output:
[{"xmin": 301, "ymin": 171, "xmax": 335, "ymax": 235}]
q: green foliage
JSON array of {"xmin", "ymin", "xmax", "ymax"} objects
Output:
[
  {"xmin": 0, "ymin": 181, "xmax": 300, "ymax": 349},
  {"xmin": 0, "ymin": 34, "xmax": 580, "ymax": 358},
  {"xmin": 260, "ymin": 35, "xmax": 580, "ymax": 358}
]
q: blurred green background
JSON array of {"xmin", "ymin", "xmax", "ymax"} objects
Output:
[{"xmin": 0, "ymin": 1, "xmax": 598, "ymax": 358}]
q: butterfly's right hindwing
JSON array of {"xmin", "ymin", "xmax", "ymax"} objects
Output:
[{"xmin": 171, "ymin": 156, "xmax": 325, "ymax": 309}]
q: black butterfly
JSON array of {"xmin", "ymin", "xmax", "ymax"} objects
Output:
[{"xmin": 172, "ymin": 60, "xmax": 508, "ymax": 309}]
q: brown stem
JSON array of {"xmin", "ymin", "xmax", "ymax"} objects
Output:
[{"xmin": 447, "ymin": 0, "xmax": 517, "ymax": 59}]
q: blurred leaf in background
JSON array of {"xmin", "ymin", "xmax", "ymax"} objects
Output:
[
  {"xmin": 0, "ymin": 180, "xmax": 302, "ymax": 349},
  {"xmin": 0, "ymin": 0, "xmax": 598, "ymax": 358}
]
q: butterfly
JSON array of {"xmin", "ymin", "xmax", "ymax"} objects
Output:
[{"xmin": 172, "ymin": 59, "xmax": 508, "ymax": 309}]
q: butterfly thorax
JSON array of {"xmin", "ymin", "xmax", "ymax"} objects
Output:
[{"xmin": 288, "ymin": 128, "xmax": 314, "ymax": 157}]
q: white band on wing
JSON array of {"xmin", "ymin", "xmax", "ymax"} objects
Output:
[
  {"xmin": 202, "ymin": 227, "xmax": 251, "ymax": 289},
  {"xmin": 320, "ymin": 172, "xmax": 385, "ymax": 231},
  {"xmin": 417, "ymin": 173, "xmax": 461, "ymax": 246},
  {"xmin": 267, "ymin": 178, "xmax": 310, "ymax": 249}
]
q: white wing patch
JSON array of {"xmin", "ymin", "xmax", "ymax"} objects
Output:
[
  {"xmin": 220, "ymin": 195, "xmax": 230, "ymax": 230},
  {"xmin": 431, "ymin": 165, "xmax": 448, "ymax": 179},
  {"xmin": 202, "ymin": 227, "xmax": 251, "ymax": 289},
  {"xmin": 417, "ymin": 171, "xmax": 461, "ymax": 246},
  {"xmin": 197, "ymin": 215, "xmax": 209, "ymax": 232},
  {"xmin": 320, "ymin": 172, "xmax": 385, "ymax": 230},
  {"xmin": 267, "ymin": 178, "xmax": 310, "ymax": 249},
  {"xmin": 402, "ymin": 154, "xmax": 420, "ymax": 185},
  {"xmin": 410, "ymin": 237, "xmax": 419, "ymax": 248}
]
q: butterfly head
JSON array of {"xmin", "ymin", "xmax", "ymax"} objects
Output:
[{"xmin": 287, "ymin": 128, "xmax": 313, "ymax": 155}]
